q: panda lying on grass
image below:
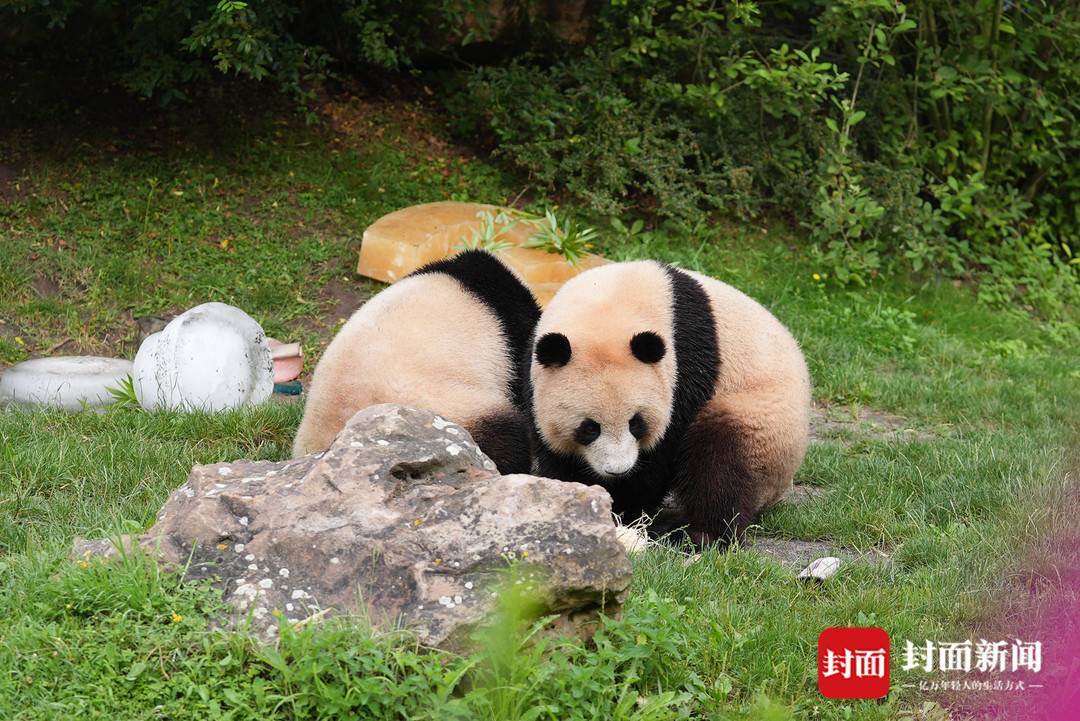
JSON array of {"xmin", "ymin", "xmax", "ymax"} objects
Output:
[
  {"xmin": 525, "ymin": 260, "xmax": 811, "ymax": 549},
  {"xmin": 294, "ymin": 251, "xmax": 810, "ymax": 549}
]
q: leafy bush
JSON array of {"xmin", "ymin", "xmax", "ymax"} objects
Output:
[
  {"xmin": 1, "ymin": 0, "xmax": 470, "ymax": 112},
  {"xmin": 445, "ymin": 0, "xmax": 1080, "ymax": 318},
  {"xmin": 7, "ymin": 0, "xmax": 1079, "ymax": 316},
  {"xmin": 446, "ymin": 60, "xmax": 729, "ymax": 220}
]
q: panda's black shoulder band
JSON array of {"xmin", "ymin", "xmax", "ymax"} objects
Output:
[
  {"xmin": 663, "ymin": 264, "xmax": 720, "ymax": 427},
  {"xmin": 410, "ymin": 250, "xmax": 541, "ymax": 402}
]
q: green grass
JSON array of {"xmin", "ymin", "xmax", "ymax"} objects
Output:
[
  {"xmin": 1, "ymin": 99, "xmax": 1078, "ymax": 720},
  {"xmin": 0, "ymin": 98, "xmax": 510, "ymax": 362}
]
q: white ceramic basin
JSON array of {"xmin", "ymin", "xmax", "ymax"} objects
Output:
[
  {"xmin": 0, "ymin": 356, "xmax": 134, "ymax": 409},
  {"xmin": 133, "ymin": 302, "xmax": 273, "ymax": 411}
]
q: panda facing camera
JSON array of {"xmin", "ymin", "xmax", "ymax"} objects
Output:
[
  {"xmin": 533, "ymin": 329, "xmax": 670, "ymax": 478},
  {"xmin": 526, "ymin": 260, "xmax": 811, "ymax": 548}
]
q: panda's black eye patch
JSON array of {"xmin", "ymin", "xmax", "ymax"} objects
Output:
[
  {"xmin": 630, "ymin": 331, "xmax": 665, "ymax": 364},
  {"xmin": 574, "ymin": 419, "xmax": 601, "ymax": 446},
  {"xmin": 536, "ymin": 332, "xmax": 572, "ymax": 367},
  {"xmin": 629, "ymin": 413, "xmax": 647, "ymax": 440}
]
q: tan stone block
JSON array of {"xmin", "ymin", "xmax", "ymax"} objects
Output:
[
  {"xmin": 357, "ymin": 201, "xmax": 608, "ymax": 305},
  {"xmin": 497, "ymin": 245, "xmax": 609, "ymax": 285},
  {"xmin": 358, "ymin": 202, "xmax": 499, "ymax": 283}
]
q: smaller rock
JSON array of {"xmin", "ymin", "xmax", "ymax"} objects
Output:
[
  {"xmin": 72, "ymin": 535, "xmax": 137, "ymax": 559},
  {"xmin": 72, "ymin": 537, "xmax": 118, "ymax": 558},
  {"xmin": 797, "ymin": 556, "xmax": 842, "ymax": 581}
]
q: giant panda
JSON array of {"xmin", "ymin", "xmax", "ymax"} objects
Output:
[
  {"xmin": 293, "ymin": 250, "xmax": 540, "ymax": 473},
  {"xmin": 526, "ymin": 260, "xmax": 811, "ymax": 547}
]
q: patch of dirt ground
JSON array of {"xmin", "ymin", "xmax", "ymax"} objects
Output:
[
  {"xmin": 0, "ymin": 163, "xmax": 29, "ymax": 204},
  {"xmin": 746, "ymin": 535, "xmax": 891, "ymax": 570},
  {"xmin": 811, "ymin": 401, "xmax": 937, "ymax": 444}
]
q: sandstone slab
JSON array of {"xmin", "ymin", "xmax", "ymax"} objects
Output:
[{"xmin": 357, "ymin": 201, "xmax": 607, "ymax": 305}]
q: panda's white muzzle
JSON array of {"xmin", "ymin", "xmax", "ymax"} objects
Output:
[{"xmin": 583, "ymin": 432, "xmax": 639, "ymax": 478}]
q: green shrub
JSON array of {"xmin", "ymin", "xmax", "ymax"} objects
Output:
[
  {"xmin": 444, "ymin": 0, "xmax": 1080, "ymax": 318},
  {"xmin": 1, "ymin": 0, "xmax": 473, "ymax": 113},
  {"xmin": 8, "ymin": 0, "xmax": 1079, "ymax": 316},
  {"xmin": 447, "ymin": 60, "xmax": 729, "ymax": 220}
]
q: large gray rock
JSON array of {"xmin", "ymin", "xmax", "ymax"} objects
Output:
[{"xmin": 77, "ymin": 404, "xmax": 631, "ymax": 647}]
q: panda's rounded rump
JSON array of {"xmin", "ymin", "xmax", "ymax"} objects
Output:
[{"xmin": 292, "ymin": 265, "xmax": 523, "ymax": 459}]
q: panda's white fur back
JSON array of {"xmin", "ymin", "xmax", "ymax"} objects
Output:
[{"xmin": 293, "ymin": 272, "xmax": 512, "ymax": 458}]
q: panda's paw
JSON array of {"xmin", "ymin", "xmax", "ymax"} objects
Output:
[{"xmin": 645, "ymin": 507, "xmax": 691, "ymax": 543}]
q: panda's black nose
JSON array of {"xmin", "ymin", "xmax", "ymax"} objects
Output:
[{"xmin": 574, "ymin": 419, "xmax": 601, "ymax": 445}]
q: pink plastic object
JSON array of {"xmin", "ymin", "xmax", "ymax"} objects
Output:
[{"xmin": 267, "ymin": 338, "xmax": 303, "ymax": 383}]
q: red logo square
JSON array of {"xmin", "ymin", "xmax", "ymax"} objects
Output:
[{"xmin": 818, "ymin": 627, "xmax": 891, "ymax": 699}]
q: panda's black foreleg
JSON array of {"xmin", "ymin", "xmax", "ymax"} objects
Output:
[
  {"xmin": 535, "ymin": 445, "xmax": 670, "ymax": 528},
  {"xmin": 467, "ymin": 411, "xmax": 533, "ymax": 475},
  {"xmin": 668, "ymin": 409, "xmax": 760, "ymax": 549},
  {"xmin": 606, "ymin": 465, "xmax": 671, "ymax": 529}
]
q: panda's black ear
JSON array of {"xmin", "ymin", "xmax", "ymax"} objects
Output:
[
  {"xmin": 535, "ymin": 333, "xmax": 572, "ymax": 368},
  {"xmin": 630, "ymin": 332, "xmax": 666, "ymax": 364}
]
